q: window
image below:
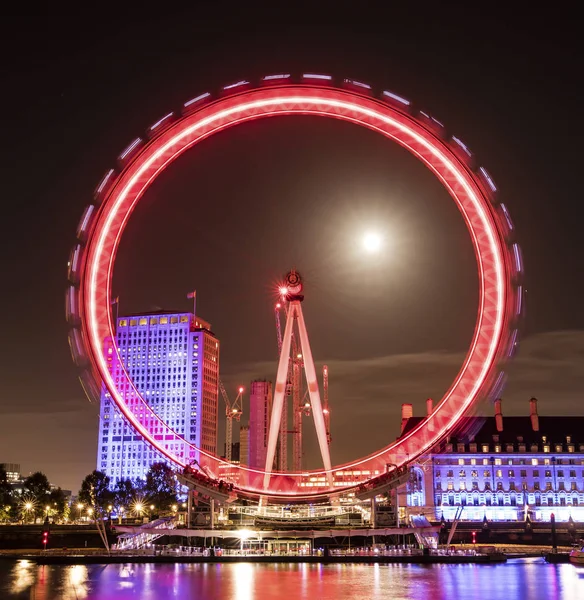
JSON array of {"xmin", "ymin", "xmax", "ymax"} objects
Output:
[
  {"xmin": 534, "ymin": 482, "xmax": 540, "ymax": 490},
  {"xmin": 520, "ymin": 470, "xmax": 527, "ymax": 478},
  {"xmin": 471, "ymin": 470, "xmax": 478, "ymax": 478},
  {"xmin": 558, "ymin": 470, "xmax": 564, "ymax": 478},
  {"xmin": 459, "ymin": 470, "xmax": 465, "ymax": 477},
  {"xmin": 570, "ymin": 470, "xmax": 577, "ymax": 478},
  {"xmin": 130, "ymin": 319, "xmax": 137, "ymax": 326},
  {"xmin": 555, "ymin": 445, "xmax": 563, "ymax": 453},
  {"xmin": 150, "ymin": 318, "xmax": 158, "ymax": 325},
  {"xmin": 457, "ymin": 445, "xmax": 465, "ymax": 453},
  {"xmin": 460, "ymin": 482, "xmax": 466, "ymax": 490},
  {"xmin": 532, "ymin": 459, "xmax": 539, "ymax": 466},
  {"xmin": 495, "ymin": 445, "xmax": 501, "ymax": 453},
  {"xmin": 508, "ymin": 470, "xmax": 515, "ymax": 477},
  {"xmin": 458, "ymin": 458, "xmax": 465, "ymax": 465},
  {"xmin": 119, "ymin": 319, "xmax": 128, "ymax": 327},
  {"xmin": 447, "ymin": 470, "xmax": 454, "ymax": 477},
  {"xmin": 533, "ymin": 470, "xmax": 540, "ymax": 477},
  {"xmin": 496, "ymin": 469, "xmax": 502, "ymax": 478},
  {"xmin": 483, "ymin": 459, "xmax": 489, "ymax": 466},
  {"xmin": 160, "ymin": 317, "xmax": 168, "ymax": 324},
  {"xmin": 510, "ymin": 482, "xmax": 516, "ymax": 491},
  {"xmin": 482, "ymin": 444, "xmax": 489, "ymax": 453},
  {"xmin": 470, "ymin": 458, "xmax": 476, "ymax": 465},
  {"xmin": 484, "ymin": 470, "xmax": 490, "ymax": 478},
  {"xmin": 495, "ymin": 458, "xmax": 502, "ymax": 466},
  {"xmin": 139, "ymin": 318, "xmax": 147, "ymax": 325}
]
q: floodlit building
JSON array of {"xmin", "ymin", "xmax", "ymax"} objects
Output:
[
  {"xmin": 96, "ymin": 310, "xmax": 219, "ymax": 485},
  {"xmin": 248, "ymin": 380, "xmax": 273, "ymax": 470},
  {"xmin": 399, "ymin": 398, "xmax": 584, "ymax": 522},
  {"xmin": 0, "ymin": 463, "xmax": 21, "ymax": 482}
]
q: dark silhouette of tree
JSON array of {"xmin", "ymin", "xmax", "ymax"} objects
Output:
[
  {"xmin": 113, "ymin": 478, "xmax": 136, "ymax": 511},
  {"xmin": 23, "ymin": 472, "xmax": 51, "ymax": 518},
  {"xmin": 0, "ymin": 466, "xmax": 15, "ymax": 522},
  {"xmin": 78, "ymin": 471, "xmax": 112, "ymax": 511},
  {"xmin": 145, "ymin": 463, "xmax": 178, "ymax": 511},
  {"xmin": 48, "ymin": 487, "xmax": 68, "ymax": 520}
]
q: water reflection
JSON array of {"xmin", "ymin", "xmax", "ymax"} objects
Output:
[{"xmin": 1, "ymin": 559, "xmax": 584, "ymax": 599}]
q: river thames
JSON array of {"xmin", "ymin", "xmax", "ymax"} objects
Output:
[{"xmin": 1, "ymin": 559, "xmax": 583, "ymax": 599}]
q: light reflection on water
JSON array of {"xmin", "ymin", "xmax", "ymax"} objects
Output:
[{"xmin": 1, "ymin": 558, "xmax": 583, "ymax": 599}]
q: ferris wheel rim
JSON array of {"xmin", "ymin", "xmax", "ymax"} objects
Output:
[{"xmin": 69, "ymin": 79, "xmax": 520, "ymax": 498}]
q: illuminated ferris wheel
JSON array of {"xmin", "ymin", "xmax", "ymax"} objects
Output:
[{"xmin": 66, "ymin": 74, "xmax": 523, "ymax": 500}]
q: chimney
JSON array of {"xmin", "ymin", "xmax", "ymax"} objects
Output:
[
  {"xmin": 426, "ymin": 398, "xmax": 434, "ymax": 416},
  {"xmin": 530, "ymin": 397, "xmax": 539, "ymax": 431},
  {"xmin": 494, "ymin": 398, "xmax": 503, "ymax": 432},
  {"xmin": 401, "ymin": 403, "xmax": 413, "ymax": 433}
]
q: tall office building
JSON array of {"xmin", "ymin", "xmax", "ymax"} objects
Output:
[
  {"xmin": 97, "ymin": 310, "xmax": 219, "ymax": 485},
  {"xmin": 239, "ymin": 425, "xmax": 250, "ymax": 466},
  {"xmin": 248, "ymin": 380, "xmax": 272, "ymax": 470}
]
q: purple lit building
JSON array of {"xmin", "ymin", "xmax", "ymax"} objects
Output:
[
  {"xmin": 399, "ymin": 398, "xmax": 584, "ymax": 522},
  {"xmin": 96, "ymin": 310, "xmax": 219, "ymax": 485}
]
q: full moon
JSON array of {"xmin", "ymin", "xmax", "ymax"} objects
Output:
[{"xmin": 363, "ymin": 231, "xmax": 383, "ymax": 253}]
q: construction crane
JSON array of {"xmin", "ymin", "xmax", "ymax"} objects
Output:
[
  {"xmin": 323, "ymin": 365, "xmax": 331, "ymax": 445},
  {"xmin": 219, "ymin": 381, "xmax": 243, "ymax": 462}
]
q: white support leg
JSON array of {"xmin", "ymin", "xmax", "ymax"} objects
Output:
[
  {"xmin": 263, "ymin": 303, "xmax": 295, "ymax": 489},
  {"xmin": 295, "ymin": 303, "xmax": 334, "ymax": 488}
]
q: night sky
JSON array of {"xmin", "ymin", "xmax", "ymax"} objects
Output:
[{"xmin": 0, "ymin": 14, "xmax": 582, "ymax": 492}]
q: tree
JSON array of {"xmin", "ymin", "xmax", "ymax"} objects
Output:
[
  {"xmin": 145, "ymin": 463, "xmax": 178, "ymax": 512},
  {"xmin": 0, "ymin": 466, "xmax": 15, "ymax": 522},
  {"xmin": 48, "ymin": 487, "xmax": 68, "ymax": 521},
  {"xmin": 78, "ymin": 471, "xmax": 112, "ymax": 513},
  {"xmin": 23, "ymin": 472, "xmax": 51, "ymax": 519},
  {"xmin": 113, "ymin": 478, "xmax": 136, "ymax": 512}
]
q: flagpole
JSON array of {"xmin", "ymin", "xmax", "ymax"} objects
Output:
[{"xmin": 187, "ymin": 290, "xmax": 197, "ymax": 317}]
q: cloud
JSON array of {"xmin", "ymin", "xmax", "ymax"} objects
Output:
[{"xmin": 222, "ymin": 330, "xmax": 584, "ymax": 468}]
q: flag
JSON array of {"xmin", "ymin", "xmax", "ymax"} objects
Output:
[
  {"xmin": 111, "ymin": 296, "xmax": 119, "ymax": 305},
  {"xmin": 187, "ymin": 291, "xmax": 197, "ymax": 299}
]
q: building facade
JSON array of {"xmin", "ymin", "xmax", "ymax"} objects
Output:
[
  {"xmin": 0, "ymin": 463, "xmax": 20, "ymax": 482},
  {"xmin": 248, "ymin": 380, "xmax": 272, "ymax": 470},
  {"xmin": 239, "ymin": 425, "xmax": 250, "ymax": 466},
  {"xmin": 400, "ymin": 399, "xmax": 584, "ymax": 522},
  {"xmin": 97, "ymin": 310, "xmax": 220, "ymax": 485}
]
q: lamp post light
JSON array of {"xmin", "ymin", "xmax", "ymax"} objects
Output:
[
  {"xmin": 118, "ymin": 506, "xmax": 125, "ymax": 525},
  {"xmin": 24, "ymin": 502, "xmax": 33, "ymax": 524}
]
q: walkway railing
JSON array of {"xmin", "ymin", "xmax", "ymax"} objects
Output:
[{"xmin": 113, "ymin": 517, "xmax": 176, "ymax": 551}]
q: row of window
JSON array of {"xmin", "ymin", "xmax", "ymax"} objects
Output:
[
  {"xmin": 438, "ymin": 469, "xmax": 581, "ymax": 478},
  {"xmin": 119, "ymin": 315, "xmax": 190, "ymax": 326},
  {"xmin": 438, "ymin": 481, "xmax": 581, "ymax": 492},
  {"xmin": 444, "ymin": 443, "xmax": 584, "ymax": 453},
  {"xmin": 436, "ymin": 457, "xmax": 584, "ymax": 466}
]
